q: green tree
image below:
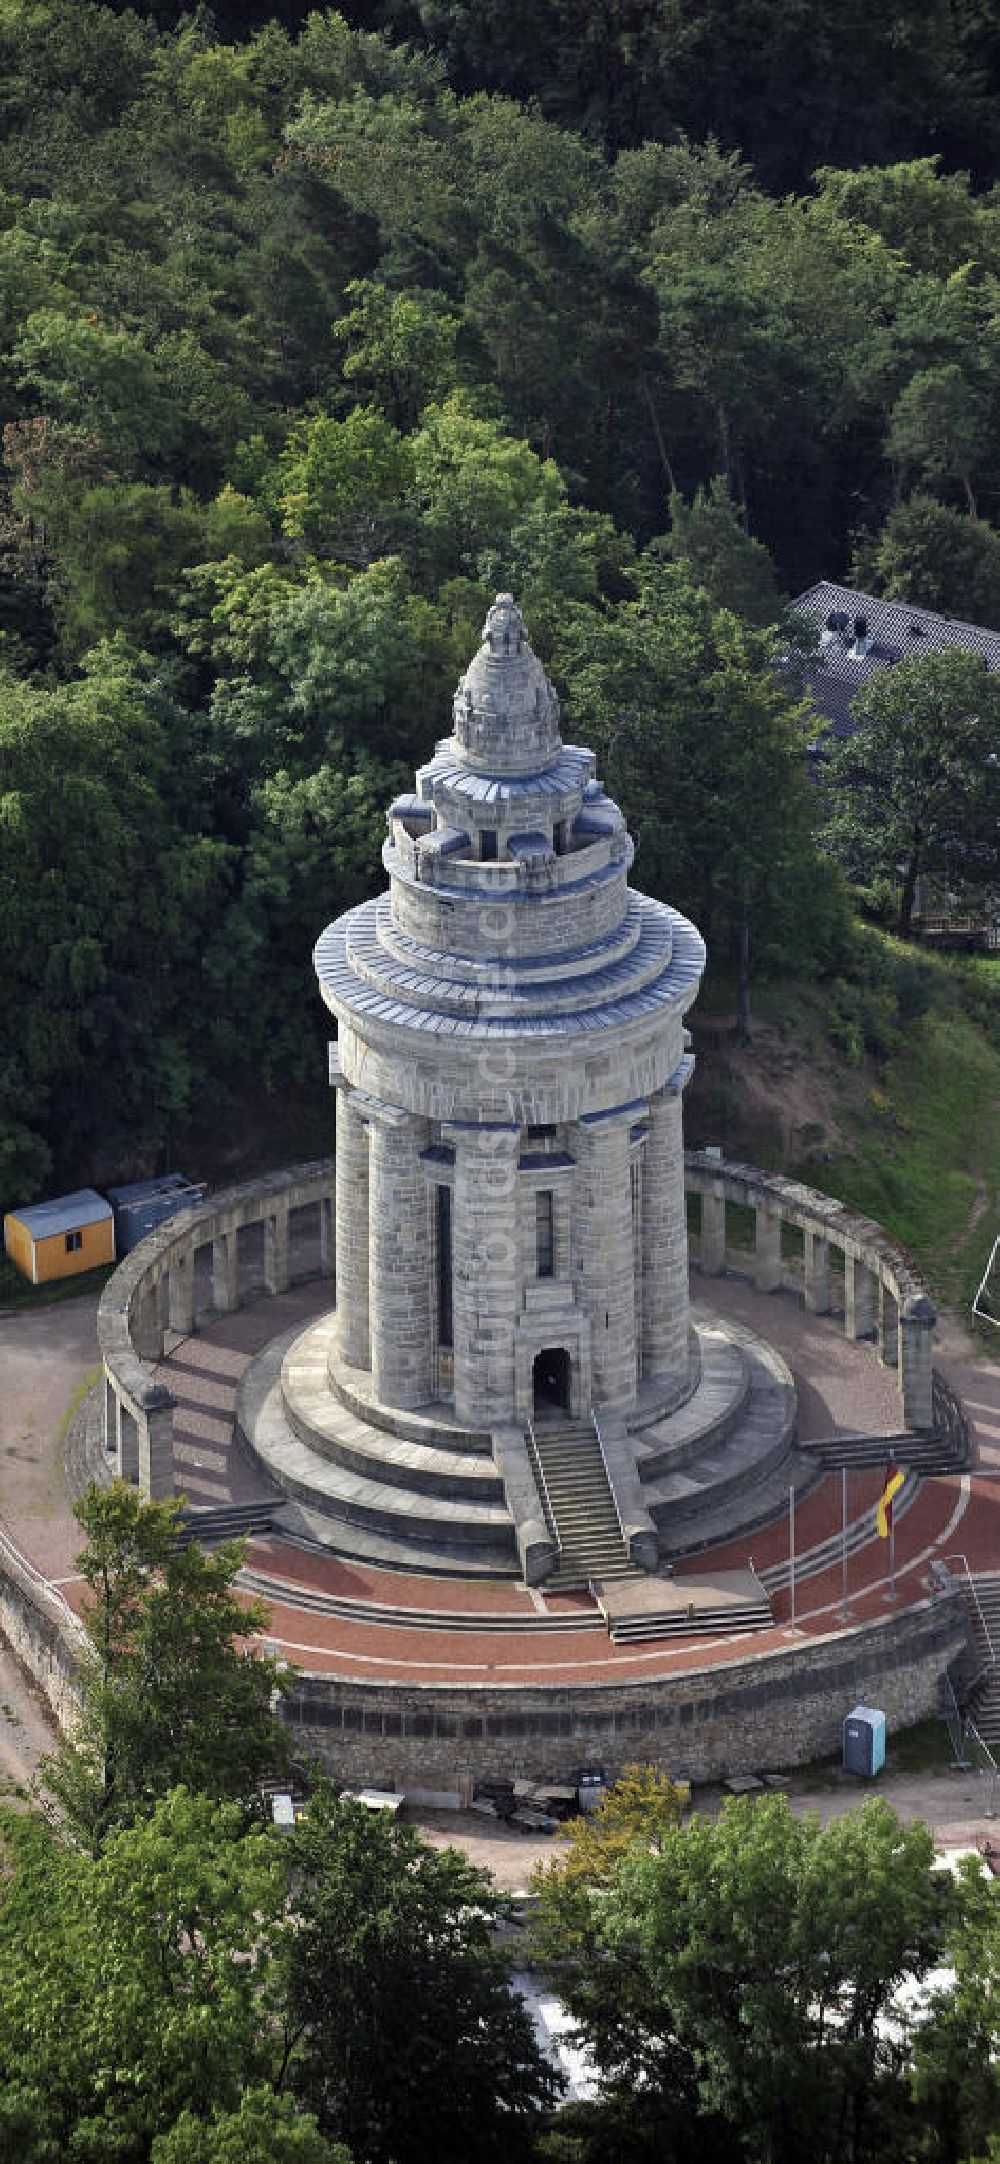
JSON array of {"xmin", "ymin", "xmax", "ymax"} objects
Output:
[
  {"xmin": 824, "ymin": 646, "xmax": 1000, "ymax": 936},
  {"xmin": 910, "ymin": 1852, "xmax": 1000, "ymax": 2164},
  {"xmin": 853, "ymin": 494, "xmax": 1000, "ymax": 629},
  {"xmin": 0, "ymin": 1789, "xmax": 293, "ymax": 2162},
  {"xmin": 46, "ymin": 1483, "xmax": 289, "ymax": 1848},
  {"xmin": 661, "ymin": 479, "xmax": 782, "ymax": 627},
  {"xmin": 151, "ymin": 2091, "xmax": 351, "ymax": 2164},
  {"xmin": 535, "ymin": 1793, "xmax": 947, "ymax": 2164},
  {"xmin": 284, "ymin": 1785, "xmax": 560, "ymax": 2163},
  {"xmin": 334, "ymin": 278, "xmax": 462, "ymax": 430},
  {"xmin": 553, "ymin": 558, "xmax": 848, "ymax": 1027}
]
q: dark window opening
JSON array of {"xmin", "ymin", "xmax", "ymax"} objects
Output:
[
  {"xmin": 437, "ymin": 1185, "xmax": 453, "ymax": 1347},
  {"xmin": 480, "ymin": 829, "xmax": 498, "ymax": 861},
  {"xmin": 65, "ymin": 1230, "xmax": 83, "ymax": 1253},
  {"xmin": 536, "ymin": 1190, "xmax": 554, "ymax": 1278}
]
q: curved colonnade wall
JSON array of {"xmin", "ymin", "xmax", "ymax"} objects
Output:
[
  {"xmin": 78, "ymin": 1154, "xmax": 963, "ymax": 1785},
  {"xmin": 95, "ymin": 1150, "xmax": 937, "ymax": 1500}
]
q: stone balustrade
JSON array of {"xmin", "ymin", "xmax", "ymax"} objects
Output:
[
  {"xmin": 684, "ymin": 1150, "xmax": 936, "ymax": 1431},
  {"xmin": 97, "ymin": 1160, "xmax": 334, "ymax": 1499},
  {"xmin": 97, "ymin": 1147, "xmax": 937, "ymax": 1505}
]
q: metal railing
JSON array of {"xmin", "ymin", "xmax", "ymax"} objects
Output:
[
  {"xmin": 591, "ymin": 1410, "xmax": 627, "ymax": 1546},
  {"xmin": 973, "ymin": 1233, "xmax": 1000, "ymax": 1332},
  {"xmin": 940, "ymin": 1553, "xmax": 998, "ymax": 1666},
  {"xmin": 966, "ymin": 1715, "xmax": 999, "ymax": 1819},
  {"xmin": 525, "ymin": 1417, "xmax": 561, "ymax": 1556},
  {"xmin": 942, "ymin": 1668, "xmax": 972, "ymax": 1766},
  {"xmin": 0, "ymin": 1516, "xmax": 86, "ymax": 1641}
]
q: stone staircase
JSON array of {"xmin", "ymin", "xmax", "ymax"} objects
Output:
[
  {"xmin": 529, "ymin": 1420, "xmax": 637, "ymax": 1594},
  {"xmin": 634, "ymin": 1319, "xmax": 799, "ymax": 1559},
  {"xmin": 794, "ymin": 1372, "xmax": 970, "ymax": 1478},
  {"xmin": 176, "ymin": 1499, "xmax": 278, "ymax": 1548},
  {"xmin": 955, "ymin": 1570, "xmax": 1000, "ymax": 1745},
  {"xmin": 595, "ymin": 1569, "xmax": 772, "ymax": 1644}
]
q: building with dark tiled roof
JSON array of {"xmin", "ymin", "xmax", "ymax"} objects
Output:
[{"xmin": 791, "ymin": 580, "xmax": 1000, "ymax": 741}]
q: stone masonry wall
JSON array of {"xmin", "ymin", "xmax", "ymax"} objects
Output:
[
  {"xmin": 284, "ymin": 1593, "xmax": 967, "ymax": 1790},
  {"xmin": 0, "ymin": 1543, "xmax": 84, "ymax": 1734}
]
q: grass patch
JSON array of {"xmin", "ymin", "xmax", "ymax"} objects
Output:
[
  {"xmin": 0, "ymin": 1257, "xmax": 116, "ymax": 1311},
  {"xmin": 804, "ymin": 1007, "xmax": 1000, "ymax": 1312},
  {"xmin": 58, "ymin": 1366, "xmax": 101, "ymax": 1449}
]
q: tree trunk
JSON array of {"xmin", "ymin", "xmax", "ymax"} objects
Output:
[
  {"xmin": 638, "ymin": 373, "xmax": 676, "ymax": 492},
  {"xmin": 898, "ymin": 831, "xmax": 922, "ymax": 939},
  {"xmin": 736, "ymin": 917, "xmax": 750, "ymax": 1044}
]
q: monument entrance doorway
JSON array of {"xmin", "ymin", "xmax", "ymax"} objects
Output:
[{"xmin": 533, "ymin": 1347, "xmax": 571, "ymax": 1417}]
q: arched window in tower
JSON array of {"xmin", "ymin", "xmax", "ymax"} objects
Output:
[
  {"xmin": 536, "ymin": 1189, "xmax": 554, "ymax": 1278},
  {"xmin": 437, "ymin": 1184, "xmax": 453, "ymax": 1347}
]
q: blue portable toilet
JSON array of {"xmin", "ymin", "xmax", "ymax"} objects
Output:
[{"xmin": 843, "ymin": 1705, "xmax": 886, "ymax": 1777}]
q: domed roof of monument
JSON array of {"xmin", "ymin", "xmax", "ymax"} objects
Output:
[{"xmin": 452, "ymin": 592, "xmax": 563, "ymax": 776}]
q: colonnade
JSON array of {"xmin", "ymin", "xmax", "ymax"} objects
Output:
[{"xmin": 687, "ymin": 1153, "xmax": 936, "ymax": 1429}]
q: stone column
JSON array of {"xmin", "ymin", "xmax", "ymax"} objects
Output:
[
  {"xmin": 753, "ymin": 1201, "xmax": 782, "ymax": 1294},
  {"xmin": 335, "ymin": 1086, "xmax": 370, "ymax": 1370},
  {"xmin": 168, "ymin": 1249, "xmax": 195, "ymax": 1336},
  {"xmin": 844, "ymin": 1254, "xmax": 877, "ymax": 1339},
  {"xmin": 265, "ymin": 1204, "xmax": 290, "ymax": 1295},
  {"xmin": 319, "ymin": 1194, "xmax": 334, "ymax": 1280},
  {"xmin": 878, "ymin": 1280, "xmax": 899, "ymax": 1368},
  {"xmin": 900, "ymin": 1295, "xmax": 936, "ymax": 1430},
  {"xmin": 104, "ymin": 1370, "xmax": 119, "ymax": 1460},
  {"xmin": 641, "ymin": 1085, "xmax": 689, "ymax": 1380},
  {"xmin": 577, "ymin": 1111, "xmax": 636, "ymax": 1410},
  {"xmin": 120, "ymin": 1403, "xmax": 140, "ymax": 1485},
  {"xmin": 368, "ymin": 1109, "xmax": 432, "ymax": 1408},
  {"xmin": 131, "ymin": 1283, "xmax": 163, "ymax": 1362},
  {"xmin": 212, "ymin": 1229, "xmax": 239, "ymax": 1314},
  {"xmin": 138, "ymin": 1387, "xmax": 174, "ymax": 1500},
  {"xmin": 699, "ymin": 1186, "xmax": 727, "ymax": 1275},
  {"xmin": 804, "ymin": 1230, "xmax": 832, "ymax": 1315},
  {"xmin": 452, "ymin": 1126, "xmax": 519, "ymax": 1428}
]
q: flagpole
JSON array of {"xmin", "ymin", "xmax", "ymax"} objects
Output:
[
  {"xmin": 789, "ymin": 1482, "xmax": 796, "ymax": 1633},
  {"xmin": 889, "ymin": 1507, "xmax": 897, "ymax": 1603},
  {"xmin": 840, "ymin": 1465, "xmax": 850, "ymax": 1621}
]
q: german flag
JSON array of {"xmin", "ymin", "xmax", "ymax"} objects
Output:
[{"xmin": 876, "ymin": 1460, "xmax": 905, "ymax": 1539}]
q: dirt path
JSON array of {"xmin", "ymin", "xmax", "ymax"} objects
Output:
[{"xmin": 413, "ymin": 1762, "xmax": 1000, "ymax": 1891}]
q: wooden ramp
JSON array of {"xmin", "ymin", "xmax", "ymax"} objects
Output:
[{"xmin": 594, "ymin": 1568, "xmax": 772, "ymax": 1645}]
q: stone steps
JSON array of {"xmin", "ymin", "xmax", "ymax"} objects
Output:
[
  {"xmin": 632, "ymin": 1331, "xmax": 748, "ymax": 1477},
  {"xmin": 283, "ymin": 1344, "xmax": 505, "ymax": 1502},
  {"xmin": 958, "ymin": 1573, "xmax": 1000, "ymax": 1743},
  {"xmin": 274, "ymin": 1499, "xmax": 518, "ymax": 1578},
  {"xmin": 531, "ymin": 1422, "xmax": 635, "ymax": 1592},
  {"xmin": 177, "ymin": 1499, "xmax": 278, "ymax": 1547},
  {"xmin": 237, "ymin": 1561, "xmax": 602, "ymax": 1631},
  {"xmin": 602, "ymin": 1593, "xmax": 773, "ymax": 1644},
  {"xmin": 759, "ymin": 1466, "xmax": 921, "ymax": 1592},
  {"xmin": 639, "ymin": 1333, "xmax": 796, "ymax": 1547},
  {"xmin": 238, "ymin": 1336, "xmax": 519, "ymax": 1575}
]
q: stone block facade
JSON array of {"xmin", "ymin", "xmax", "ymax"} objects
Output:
[{"xmin": 314, "ymin": 596, "xmax": 706, "ymax": 1436}]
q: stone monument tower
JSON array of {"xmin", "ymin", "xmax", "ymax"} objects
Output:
[{"xmin": 314, "ymin": 594, "xmax": 705, "ymax": 1434}]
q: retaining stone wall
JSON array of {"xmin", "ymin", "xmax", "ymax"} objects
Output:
[
  {"xmin": 0, "ymin": 1544, "xmax": 84, "ymax": 1734},
  {"xmin": 284, "ymin": 1593, "xmax": 967, "ymax": 1789}
]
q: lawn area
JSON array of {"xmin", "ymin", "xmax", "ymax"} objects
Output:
[
  {"xmin": 809, "ymin": 1007, "xmax": 1000, "ymax": 1320},
  {"xmin": 0, "ymin": 1255, "xmax": 115, "ymax": 1311}
]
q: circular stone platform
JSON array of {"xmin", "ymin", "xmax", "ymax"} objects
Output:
[{"xmin": 236, "ymin": 1302, "xmax": 801, "ymax": 1581}]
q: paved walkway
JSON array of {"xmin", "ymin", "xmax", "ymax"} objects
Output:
[
  {"xmin": 1, "ymin": 1263, "xmax": 991, "ymax": 1687},
  {"xmin": 3, "ymin": 1270, "xmax": 1000, "ymax": 1692}
]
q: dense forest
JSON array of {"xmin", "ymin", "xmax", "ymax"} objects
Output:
[{"xmin": 4, "ymin": 0, "xmax": 1000, "ymax": 1201}]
